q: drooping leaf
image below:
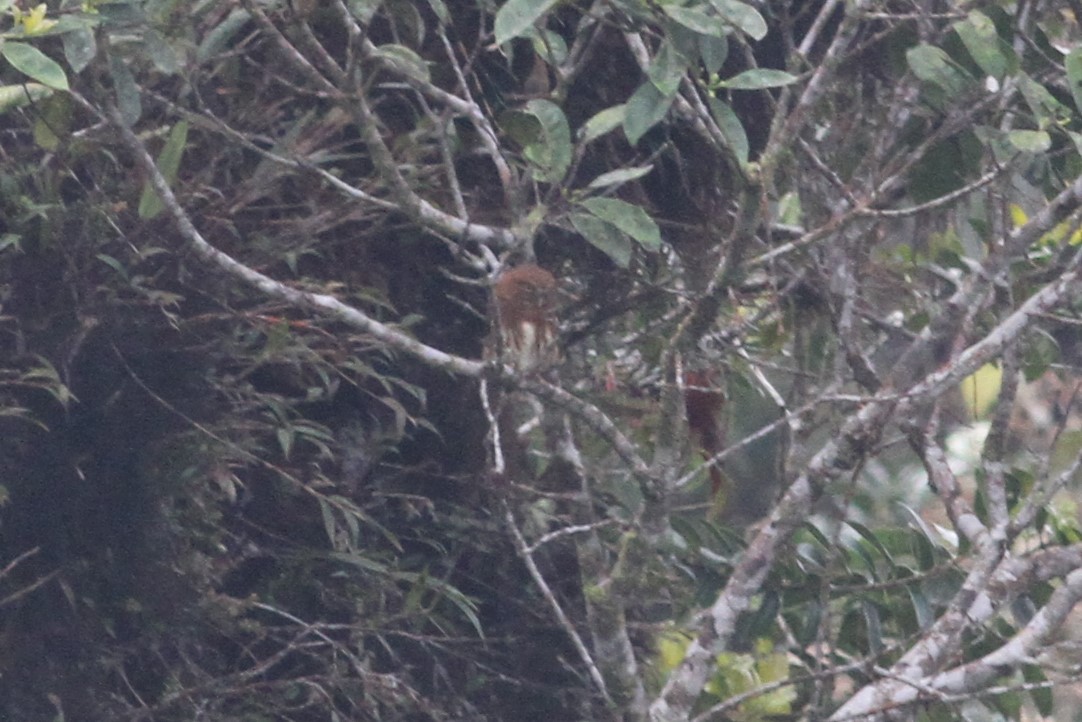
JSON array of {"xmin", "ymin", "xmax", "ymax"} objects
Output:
[
  {"xmin": 648, "ymin": 40, "xmax": 688, "ymax": 96},
  {"xmin": 62, "ymin": 25, "xmax": 97, "ymax": 73},
  {"xmin": 707, "ymin": 96, "xmax": 749, "ymax": 167},
  {"xmin": 716, "ymin": 68, "xmax": 798, "ymax": 90},
  {"xmin": 520, "ymin": 99, "xmax": 571, "ymax": 183},
  {"xmin": 1, "ymin": 41, "xmax": 69, "ymax": 90},
  {"xmin": 138, "ymin": 120, "xmax": 190, "ymax": 219},
  {"xmin": 570, "ymin": 211, "xmax": 632, "ymax": 268},
  {"xmin": 953, "ymin": 10, "xmax": 1015, "ymax": 80},
  {"xmin": 110, "ymin": 53, "xmax": 142, "ymax": 125},
  {"xmin": 623, "ymin": 80, "xmax": 675, "ymax": 146},
  {"xmin": 493, "ymin": 0, "xmax": 559, "ymax": 46},
  {"xmin": 699, "ymin": 32, "xmax": 728, "ymax": 75}
]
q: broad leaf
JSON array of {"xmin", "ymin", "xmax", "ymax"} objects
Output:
[
  {"xmin": 62, "ymin": 25, "xmax": 97, "ymax": 74},
  {"xmin": 579, "ymin": 197, "xmax": 661, "ymax": 249},
  {"xmin": 624, "ymin": 81, "xmax": 675, "ymax": 146},
  {"xmin": 906, "ymin": 44, "xmax": 971, "ymax": 96},
  {"xmin": 662, "ymin": 5, "xmax": 725, "ymax": 38},
  {"xmin": 581, "ymin": 104, "xmax": 626, "ymax": 143},
  {"xmin": 953, "ymin": 10, "xmax": 1014, "ymax": 80},
  {"xmin": 520, "ymin": 99, "xmax": 571, "ymax": 183},
  {"xmin": 707, "ymin": 0, "xmax": 767, "ymax": 41},
  {"xmin": 1, "ymin": 41, "xmax": 69, "ymax": 90},
  {"xmin": 569, "ymin": 212, "xmax": 632, "ymax": 268},
  {"xmin": 494, "ymin": 0, "xmax": 559, "ymax": 46}
]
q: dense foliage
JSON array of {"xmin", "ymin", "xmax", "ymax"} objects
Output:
[{"xmin": 1, "ymin": 1, "xmax": 1082, "ymax": 720}]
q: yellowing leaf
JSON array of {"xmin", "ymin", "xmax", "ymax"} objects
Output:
[
  {"xmin": 961, "ymin": 363, "xmax": 1002, "ymax": 419},
  {"xmin": 1009, "ymin": 203, "xmax": 1028, "ymax": 229}
]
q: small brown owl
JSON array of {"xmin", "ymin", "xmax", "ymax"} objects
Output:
[{"xmin": 494, "ymin": 264, "xmax": 560, "ymax": 372}]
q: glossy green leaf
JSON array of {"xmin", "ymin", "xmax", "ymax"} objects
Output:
[
  {"xmin": 1, "ymin": 41, "xmax": 69, "ymax": 90},
  {"xmin": 139, "ymin": 120, "xmax": 190, "ymax": 219},
  {"xmin": 493, "ymin": 0, "xmax": 559, "ymax": 46},
  {"xmin": 579, "ymin": 197, "xmax": 661, "ymax": 249},
  {"xmin": 716, "ymin": 68, "xmax": 798, "ymax": 90}
]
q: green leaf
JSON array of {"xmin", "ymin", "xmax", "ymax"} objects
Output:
[
  {"xmin": 110, "ymin": 53, "xmax": 141, "ymax": 125},
  {"xmin": 623, "ymin": 80, "xmax": 675, "ymax": 146},
  {"xmin": 716, "ymin": 68, "xmax": 798, "ymax": 90},
  {"xmin": 530, "ymin": 28, "xmax": 568, "ymax": 64},
  {"xmin": 706, "ymin": 0, "xmax": 767, "ymax": 41},
  {"xmin": 62, "ymin": 25, "xmax": 97, "ymax": 74},
  {"xmin": 662, "ymin": 5, "xmax": 725, "ymax": 38},
  {"xmin": 648, "ymin": 40, "xmax": 688, "ymax": 96},
  {"xmin": 1007, "ymin": 129, "xmax": 1051, "ymax": 153},
  {"xmin": 1066, "ymin": 48, "xmax": 1082, "ymax": 116},
  {"xmin": 906, "ymin": 44, "xmax": 970, "ymax": 96},
  {"xmin": 372, "ymin": 43, "xmax": 430, "ymax": 81},
  {"xmin": 587, "ymin": 165, "xmax": 653, "ymax": 189},
  {"xmin": 581, "ymin": 104, "xmax": 625, "ymax": 143},
  {"xmin": 699, "ymin": 32, "xmax": 728, "ymax": 75},
  {"xmin": 142, "ymin": 29, "xmax": 179, "ymax": 75},
  {"xmin": 138, "ymin": 120, "xmax": 190, "ymax": 219},
  {"xmin": 953, "ymin": 11, "xmax": 1014, "ymax": 80},
  {"xmin": 493, "ymin": 0, "xmax": 560, "ymax": 46},
  {"xmin": 520, "ymin": 98, "xmax": 571, "ymax": 183},
  {"xmin": 1017, "ymin": 72, "xmax": 1070, "ymax": 124},
  {"xmin": 579, "ymin": 197, "xmax": 661, "ymax": 249},
  {"xmin": 1, "ymin": 42, "xmax": 69, "ymax": 90},
  {"xmin": 1022, "ymin": 666, "xmax": 1053, "ymax": 717},
  {"xmin": 707, "ymin": 96, "xmax": 748, "ymax": 167},
  {"xmin": 569, "ymin": 212, "xmax": 632, "ymax": 268}
]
